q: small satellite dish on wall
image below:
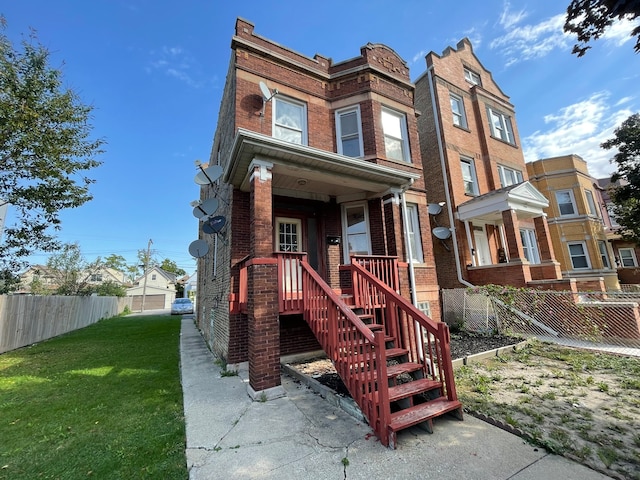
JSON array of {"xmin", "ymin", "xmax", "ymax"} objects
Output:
[
  {"xmin": 202, "ymin": 222, "xmax": 215, "ymax": 235},
  {"xmin": 260, "ymin": 81, "xmax": 277, "ymax": 101},
  {"xmin": 208, "ymin": 215, "xmax": 226, "ymax": 233},
  {"xmin": 188, "ymin": 239, "xmax": 209, "ymax": 258},
  {"xmin": 427, "ymin": 203, "xmax": 443, "ymax": 215},
  {"xmin": 432, "ymin": 226, "xmax": 452, "ymax": 240},
  {"xmin": 194, "ymin": 165, "xmax": 223, "ymax": 185},
  {"xmin": 192, "ymin": 198, "xmax": 219, "ymax": 219}
]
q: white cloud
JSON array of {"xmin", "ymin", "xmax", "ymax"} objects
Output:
[
  {"xmin": 498, "ymin": 1, "xmax": 528, "ymax": 29},
  {"xmin": 147, "ymin": 45, "xmax": 201, "ymax": 87},
  {"xmin": 411, "ymin": 49, "xmax": 427, "ymax": 65},
  {"xmin": 523, "ymin": 92, "xmax": 633, "ymax": 178},
  {"xmin": 601, "ymin": 17, "xmax": 640, "ymax": 47}
]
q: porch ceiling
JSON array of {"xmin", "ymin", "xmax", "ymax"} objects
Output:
[
  {"xmin": 224, "ymin": 129, "xmax": 419, "ymax": 203},
  {"xmin": 457, "ymin": 181, "xmax": 549, "ymax": 222}
]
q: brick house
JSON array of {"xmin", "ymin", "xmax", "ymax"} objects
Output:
[
  {"xmin": 527, "ymin": 155, "xmax": 620, "ymax": 291},
  {"xmin": 195, "ymin": 18, "xmax": 461, "ymax": 447},
  {"xmin": 414, "ymin": 39, "xmax": 565, "ymax": 290}
]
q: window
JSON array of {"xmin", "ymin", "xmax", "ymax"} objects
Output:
[
  {"xmin": 405, "ymin": 203, "xmax": 424, "ymax": 263},
  {"xmin": 584, "ymin": 190, "xmax": 598, "ymax": 217},
  {"xmin": 598, "ymin": 241, "xmax": 610, "ymax": 268},
  {"xmin": 460, "ymin": 158, "xmax": 479, "ymax": 196},
  {"xmin": 606, "ymin": 204, "xmax": 620, "ymax": 227},
  {"xmin": 417, "ymin": 301, "xmax": 431, "ymax": 318},
  {"xmin": 449, "ymin": 94, "xmax": 467, "ymax": 128},
  {"xmin": 336, "ymin": 106, "xmax": 364, "ymax": 157},
  {"xmin": 568, "ymin": 242, "xmax": 590, "ymax": 269},
  {"xmin": 619, "ymin": 248, "xmax": 638, "ymax": 267},
  {"xmin": 498, "ymin": 165, "xmax": 523, "ymax": 188},
  {"xmin": 90, "ymin": 274, "xmax": 103, "ymax": 282},
  {"xmin": 342, "ymin": 203, "xmax": 371, "ymax": 259},
  {"xmin": 487, "ymin": 107, "xmax": 515, "ymax": 144},
  {"xmin": 464, "ymin": 67, "xmax": 481, "ymax": 86},
  {"xmin": 274, "ymin": 97, "xmax": 307, "ymax": 145},
  {"xmin": 555, "ymin": 190, "xmax": 577, "ymax": 216},
  {"xmin": 151, "ymin": 274, "xmax": 157, "ymax": 280},
  {"xmin": 519, "ymin": 229, "xmax": 540, "ymax": 264},
  {"xmin": 276, "ymin": 217, "xmax": 302, "ymax": 252},
  {"xmin": 381, "ymin": 107, "xmax": 409, "ymax": 162}
]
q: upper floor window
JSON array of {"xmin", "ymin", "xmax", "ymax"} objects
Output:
[
  {"xmin": 335, "ymin": 106, "xmax": 364, "ymax": 157},
  {"xmin": 405, "ymin": 203, "xmax": 424, "ymax": 263},
  {"xmin": 460, "ymin": 157, "xmax": 479, "ymax": 196},
  {"xmin": 606, "ymin": 203, "xmax": 620, "ymax": 227},
  {"xmin": 555, "ymin": 189, "xmax": 577, "ymax": 216},
  {"xmin": 464, "ymin": 67, "xmax": 481, "ymax": 86},
  {"xmin": 584, "ymin": 189, "xmax": 598, "ymax": 217},
  {"xmin": 568, "ymin": 242, "xmax": 590, "ymax": 269},
  {"xmin": 449, "ymin": 93, "xmax": 467, "ymax": 128},
  {"xmin": 90, "ymin": 274, "xmax": 103, "ymax": 282},
  {"xmin": 619, "ymin": 248, "xmax": 638, "ymax": 267},
  {"xmin": 151, "ymin": 274, "xmax": 157, "ymax": 280},
  {"xmin": 598, "ymin": 241, "xmax": 611, "ymax": 269},
  {"xmin": 487, "ymin": 107, "xmax": 515, "ymax": 144},
  {"xmin": 381, "ymin": 107, "xmax": 410, "ymax": 162},
  {"xmin": 274, "ymin": 97, "xmax": 307, "ymax": 145},
  {"xmin": 498, "ymin": 165, "xmax": 523, "ymax": 188}
]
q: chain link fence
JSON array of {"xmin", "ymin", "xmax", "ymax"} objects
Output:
[{"xmin": 442, "ymin": 287, "xmax": 640, "ymax": 356}]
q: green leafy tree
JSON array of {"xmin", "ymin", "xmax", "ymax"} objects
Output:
[
  {"xmin": 602, "ymin": 113, "xmax": 640, "ymax": 245},
  {"xmin": 94, "ymin": 280, "xmax": 126, "ymax": 297},
  {"xmin": 564, "ymin": 0, "xmax": 640, "ymax": 56},
  {"xmin": 160, "ymin": 258, "xmax": 186, "ymax": 277},
  {"xmin": 0, "ymin": 17, "xmax": 104, "ymax": 276},
  {"xmin": 46, "ymin": 242, "xmax": 99, "ymax": 295},
  {"xmin": 0, "ymin": 268, "xmax": 20, "ymax": 294},
  {"xmin": 29, "ymin": 275, "xmax": 49, "ymax": 295},
  {"xmin": 103, "ymin": 254, "xmax": 127, "ymax": 272}
]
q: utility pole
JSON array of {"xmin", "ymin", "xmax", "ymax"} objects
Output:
[{"xmin": 141, "ymin": 238, "xmax": 153, "ymax": 312}]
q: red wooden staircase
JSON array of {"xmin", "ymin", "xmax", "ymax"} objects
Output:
[{"xmin": 296, "ymin": 256, "xmax": 463, "ymax": 448}]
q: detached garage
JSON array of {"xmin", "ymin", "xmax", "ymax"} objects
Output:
[{"xmin": 126, "ymin": 266, "xmax": 177, "ymax": 311}]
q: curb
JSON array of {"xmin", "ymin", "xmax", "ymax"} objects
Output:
[{"xmin": 452, "ymin": 340, "xmax": 529, "ymax": 368}]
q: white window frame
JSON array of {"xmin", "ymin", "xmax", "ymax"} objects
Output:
[
  {"xmin": 464, "ymin": 67, "xmax": 481, "ymax": 86},
  {"xmin": 275, "ymin": 217, "xmax": 302, "ymax": 253},
  {"xmin": 335, "ymin": 106, "xmax": 364, "ymax": 157},
  {"xmin": 498, "ymin": 165, "xmax": 523, "ymax": 188},
  {"xmin": 584, "ymin": 189, "xmax": 598, "ymax": 217},
  {"xmin": 341, "ymin": 202, "xmax": 372, "ymax": 261},
  {"xmin": 405, "ymin": 203, "xmax": 424, "ymax": 263},
  {"xmin": 555, "ymin": 189, "xmax": 577, "ymax": 216},
  {"xmin": 273, "ymin": 96, "xmax": 307, "ymax": 145},
  {"xmin": 619, "ymin": 248, "xmax": 638, "ymax": 268},
  {"xmin": 568, "ymin": 242, "xmax": 591, "ymax": 270},
  {"xmin": 460, "ymin": 157, "xmax": 479, "ymax": 196},
  {"xmin": 597, "ymin": 240, "xmax": 611, "ymax": 269},
  {"xmin": 606, "ymin": 203, "xmax": 620, "ymax": 227},
  {"xmin": 449, "ymin": 93, "xmax": 467, "ymax": 129},
  {"xmin": 519, "ymin": 229, "xmax": 540, "ymax": 264},
  {"xmin": 487, "ymin": 107, "xmax": 515, "ymax": 145},
  {"xmin": 381, "ymin": 107, "xmax": 410, "ymax": 163}
]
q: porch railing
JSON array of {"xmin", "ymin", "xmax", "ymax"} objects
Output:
[
  {"xmin": 277, "ymin": 252, "xmax": 307, "ymax": 313},
  {"xmin": 350, "ymin": 255, "xmax": 399, "ymax": 291}
]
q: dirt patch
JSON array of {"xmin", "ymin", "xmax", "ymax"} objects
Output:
[{"xmin": 456, "ymin": 340, "xmax": 640, "ymax": 480}]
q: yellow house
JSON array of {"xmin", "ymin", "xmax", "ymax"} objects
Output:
[{"xmin": 527, "ymin": 155, "xmax": 620, "ymax": 291}]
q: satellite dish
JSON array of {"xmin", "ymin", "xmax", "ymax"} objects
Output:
[
  {"xmin": 427, "ymin": 203, "xmax": 443, "ymax": 215},
  {"xmin": 192, "ymin": 198, "xmax": 219, "ymax": 219},
  {"xmin": 259, "ymin": 81, "xmax": 272, "ymax": 100},
  {"xmin": 188, "ymin": 239, "xmax": 209, "ymax": 258},
  {"xmin": 202, "ymin": 222, "xmax": 215, "ymax": 235},
  {"xmin": 194, "ymin": 165, "xmax": 223, "ymax": 185},
  {"xmin": 208, "ymin": 215, "xmax": 226, "ymax": 233},
  {"xmin": 432, "ymin": 226, "xmax": 452, "ymax": 240}
]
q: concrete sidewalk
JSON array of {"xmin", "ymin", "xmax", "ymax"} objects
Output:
[{"xmin": 179, "ymin": 318, "xmax": 611, "ymax": 480}]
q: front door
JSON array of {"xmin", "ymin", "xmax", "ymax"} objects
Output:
[
  {"xmin": 276, "ymin": 217, "xmax": 303, "ymax": 295},
  {"xmin": 473, "ymin": 225, "xmax": 492, "ymax": 266}
]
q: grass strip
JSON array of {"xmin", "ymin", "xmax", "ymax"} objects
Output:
[{"xmin": 0, "ymin": 314, "xmax": 187, "ymax": 479}]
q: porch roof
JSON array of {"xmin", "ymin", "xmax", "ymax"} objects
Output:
[
  {"xmin": 457, "ymin": 181, "xmax": 549, "ymax": 222},
  {"xmin": 224, "ymin": 129, "xmax": 420, "ymax": 203}
]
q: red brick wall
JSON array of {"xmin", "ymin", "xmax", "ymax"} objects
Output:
[{"xmin": 280, "ymin": 315, "xmax": 322, "ymax": 355}]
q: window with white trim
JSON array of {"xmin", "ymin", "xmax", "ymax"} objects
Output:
[
  {"xmin": 335, "ymin": 106, "xmax": 364, "ymax": 157},
  {"xmin": 449, "ymin": 93, "xmax": 467, "ymax": 128},
  {"xmin": 405, "ymin": 203, "xmax": 424, "ymax": 263},
  {"xmin": 568, "ymin": 242, "xmax": 590, "ymax": 269},
  {"xmin": 460, "ymin": 157, "xmax": 479, "ymax": 196},
  {"xmin": 342, "ymin": 203, "xmax": 371, "ymax": 259},
  {"xmin": 606, "ymin": 204, "xmax": 620, "ymax": 227},
  {"xmin": 598, "ymin": 241, "xmax": 610, "ymax": 268},
  {"xmin": 619, "ymin": 248, "xmax": 638, "ymax": 267},
  {"xmin": 519, "ymin": 229, "xmax": 540, "ymax": 264},
  {"xmin": 273, "ymin": 96, "xmax": 307, "ymax": 145},
  {"xmin": 487, "ymin": 107, "xmax": 515, "ymax": 144},
  {"xmin": 498, "ymin": 165, "xmax": 523, "ymax": 187},
  {"xmin": 464, "ymin": 67, "xmax": 481, "ymax": 86},
  {"xmin": 555, "ymin": 190, "xmax": 577, "ymax": 216},
  {"xmin": 584, "ymin": 190, "xmax": 598, "ymax": 217},
  {"xmin": 381, "ymin": 107, "xmax": 410, "ymax": 162}
]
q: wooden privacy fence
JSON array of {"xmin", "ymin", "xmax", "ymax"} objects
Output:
[{"xmin": 0, "ymin": 295, "xmax": 132, "ymax": 354}]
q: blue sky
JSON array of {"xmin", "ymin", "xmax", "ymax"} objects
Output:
[{"xmin": 2, "ymin": 1, "xmax": 638, "ymax": 274}]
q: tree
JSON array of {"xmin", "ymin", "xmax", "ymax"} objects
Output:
[
  {"xmin": 564, "ymin": 0, "xmax": 640, "ymax": 56},
  {"xmin": 0, "ymin": 17, "xmax": 104, "ymax": 274},
  {"xmin": 94, "ymin": 280, "xmax": 126, "ymax": 297},
  {"xmin": 46, "ymin": 242, "xmax": 99, "ymax": 295},
  {"xmin": 103, "ymin": 254, "xmax": 127, "ymax": 272},
  {"xmin": 160, "ymin": 258, "xmax": 186, "ymax": 277},
  {"xmin": 602, "ymin": 113, "xmax": 640, "ymax": 244}
]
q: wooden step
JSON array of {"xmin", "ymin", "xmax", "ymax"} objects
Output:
[
  {"xmin": 388, "ymin": 379, "xmax": 442, "ymax": 402},
  {"xmin": 385, "ymin": 348, "xmax": 409, "ymax": 360},
  {"xmin": 386, "ymin": 362, "xmax": 422, "ymax": 378},
  {"xmin": 389, "ymin": 397, "xmax": 463, "ymax": 433}
]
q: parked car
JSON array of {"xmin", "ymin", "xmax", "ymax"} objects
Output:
[{"xmin": 171, "ymin": 298, "xmax": 194, "ymax": 315}]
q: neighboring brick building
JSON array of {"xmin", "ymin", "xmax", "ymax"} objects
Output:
[
  {"xmin": 527, "ymin": 155, "xmax": 620, "ymax": 291},
  {"xmin": 414, "ymin": 39, "xmax": 564, "ymax": 290},
  {"xmin": 197, "ymin": 18, "xmax": 441, "ymax": 397}
]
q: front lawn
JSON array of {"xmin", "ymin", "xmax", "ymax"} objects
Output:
[{"xmin": 0, "ymin": 314, "xmax": 187, "ymax": 479}]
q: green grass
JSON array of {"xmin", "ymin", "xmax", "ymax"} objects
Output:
[{"xmin": 0, "ymin": 314, "xmax": 187, "ymax": 479}]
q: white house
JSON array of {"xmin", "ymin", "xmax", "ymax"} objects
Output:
[{"xmin": 126, "ymin": 266, "xmax": 177, "ymax": 311}]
